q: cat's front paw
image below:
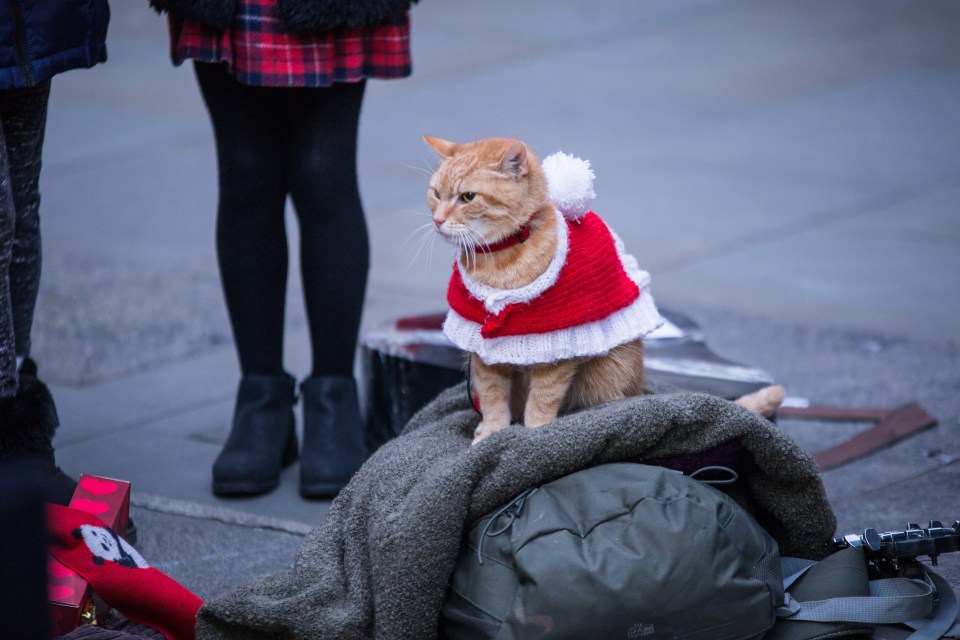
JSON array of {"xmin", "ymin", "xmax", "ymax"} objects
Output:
[{"xmin": 471, "ymin": 421, "xmax": 508, "ymax": 445}]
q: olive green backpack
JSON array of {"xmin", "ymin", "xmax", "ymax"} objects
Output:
[{"xmin": 440, "ymin": 463, "xmax": 957, "ymax": 640}]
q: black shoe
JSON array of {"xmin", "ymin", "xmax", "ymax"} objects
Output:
[
  {"xmin": 299, "ymin": 376, "xmax": 368, "ymax": 498},
  {"xmin": 212, "ymin": 373, "xmax": 298, "ymax": 496},
  {"xmin": 0, "ymin": 359, "xmax": 76, "ymax": 506}
]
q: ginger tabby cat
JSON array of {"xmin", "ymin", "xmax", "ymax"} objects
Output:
[{"xmin": 425, "ymin": 136, "xmax": 783, "ymax": 445}]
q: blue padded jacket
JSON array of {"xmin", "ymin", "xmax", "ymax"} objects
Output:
[{"xmin": 0, "ymin": 0, "xmax": 109, "ymax": 89}]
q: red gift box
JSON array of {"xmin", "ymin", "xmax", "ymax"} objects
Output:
[{"xmin": 48, "ymin": 474, "xmax": 131, "ymax": 635}]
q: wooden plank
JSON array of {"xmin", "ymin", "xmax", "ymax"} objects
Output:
[
  {"xmin": 812, "ymin": 403, "xmax": 938, "ymax": 470},
  {"xmin": 777, "ymin": 406, "xmax": 892, "ymax": 422}
]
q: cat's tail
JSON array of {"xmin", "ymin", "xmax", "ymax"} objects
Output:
[{"xmin": 733, "ymin": 385, "xmax": 785, "ymax": 418}]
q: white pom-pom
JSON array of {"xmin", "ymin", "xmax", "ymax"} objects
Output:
[{"xmin": 542, "ymin": 151, "xmax": 596, "ymax": 220}]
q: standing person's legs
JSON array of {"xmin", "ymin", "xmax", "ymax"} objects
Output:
[
  {"xmin": 194, "ymin": 63, "xmax": 298, "ymax": 496},
  {"xmin": 285, "ymin": 80, "xmax": 368, "ymax": 378},
  {"xmin": 0, "ymin": 95, "xmax": 18, "ymax": 400},
  {"xmin": 5, "ymin": 86, "xmax": 47, "ymax": 375},
  {"xmin": 195, "ymin": 62, "xmax": 289, "ymax": 376},
  {"xmin": 0, "ymin": 83, "xmax": 48, "ymax": 398},
  {"xmin": 0, "ymin": 83, "xmax": 75, "ymax": 506},
  {"xmin": 281, "ymin": 80, "xmax": 369, "ymax": 497},
  {"xmin": 284, "ymin": 82, "xmax": 370, "ymax": 497}
]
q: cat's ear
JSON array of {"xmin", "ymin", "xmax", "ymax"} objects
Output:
[
  {"xmin": 501, "ymin": 142, "xmax": 529, "ymax": 179},
  {"xmin": 423, "ymin": 135, "xmax": 458, "ymax": 158}
]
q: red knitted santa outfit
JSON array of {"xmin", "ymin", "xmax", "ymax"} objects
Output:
[{"xmin": 444, "ymin": 209, "xmax": 662, "ymax": 365}]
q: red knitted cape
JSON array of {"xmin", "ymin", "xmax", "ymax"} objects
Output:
[{"xmin": 447, "ymin": 212, "xmax": 640, "ymax": 338}]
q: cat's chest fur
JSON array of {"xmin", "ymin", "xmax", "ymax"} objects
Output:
[{"xmin": 459, "ymin": 203, "xmax": 557, "ymax": 291}]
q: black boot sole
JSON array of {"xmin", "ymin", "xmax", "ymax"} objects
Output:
[
  {"xmin": 212, "ymin": 429, "xmax": 298, "ymax": 497},
  {"xmin": 299, "ymin": 479, "xmax": 349, "ymax": 499}
]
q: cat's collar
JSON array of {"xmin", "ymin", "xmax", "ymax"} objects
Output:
[{"xmin": 477, "ymin": 225, "xmax": 531, "ymax": 254}]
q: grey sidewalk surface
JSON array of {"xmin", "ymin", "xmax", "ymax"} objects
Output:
[{"xmin": 31, "ymin": 0, "xmax": 959, "ymax": 620}]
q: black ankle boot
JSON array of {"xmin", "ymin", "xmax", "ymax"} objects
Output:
[
  {"xmin": 0, "ymin": 358, "xmax": 76, "ymax": 507},
  {"xmin": 212, "ymin": 373, "xmax": 298, "ymax": 496},
  {"xmin": 299, "ymin": 376, "xmax": 368, "ymax": 498}
]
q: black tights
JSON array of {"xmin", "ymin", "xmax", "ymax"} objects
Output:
[
  {"xmin": 195, "ymin": 62, "xmax": 368, "ymax": 379},
  {"xmin": 0, "ymin": 83, "xmax": 48, "ymax": 397}
]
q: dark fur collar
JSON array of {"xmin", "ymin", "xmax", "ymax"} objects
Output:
[{"xmin": 149, "ymin": 0, "xmax": 417, "ymax": 32}]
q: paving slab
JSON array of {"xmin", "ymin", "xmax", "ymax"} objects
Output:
[
  {"xmin": 129, "ymin": 505, "xmax": 306, "ymax": 602},
  {"xmin": 653, "ymin": 198, "xmax": 960, "ymax": 338}
]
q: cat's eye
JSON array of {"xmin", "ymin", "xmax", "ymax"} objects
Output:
[{"xmin": 459, "ymin": 192, "xmax": 476, "ymax": 203}]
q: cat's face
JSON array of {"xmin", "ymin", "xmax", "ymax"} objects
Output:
[{"xmin": 424, "ymin": 136, "xmax": 548, "ymax": 252}]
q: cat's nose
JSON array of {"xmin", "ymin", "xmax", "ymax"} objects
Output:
[{"xmin": 432, "ymin": 213, "xmax": 445, "ymax": 228}]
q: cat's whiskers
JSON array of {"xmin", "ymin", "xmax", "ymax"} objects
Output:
[
  {"xmin": 427, "ymin": 226, "xmax": 440, "ymax": 267},
  {"xmin": 454, "ymin": 231, "xmax": 472, "ymax": 269},
  {"xmin": 464, "ymin": 227, "xmax": 489, "ymax": 270},
  {"xmin": 404, "ymin": 221, "xmax": 440, "ymax": 271},
  {"xmin": 398, "ymin": 208, "xmax": 440, "ymax": 264},
  {"xmin": 455, "ymin": 228, "xmax": 483, "ymax": 270},
  {"xmin": 405, "ymin": 163, "xmax": 435, "ymax": 179},
  {"xmin": 413, "ymin": 149, "xmax": 444, "ymax": 178}
]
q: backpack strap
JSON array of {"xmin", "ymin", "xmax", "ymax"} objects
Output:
[
  {"xmin": 780, "ymin": 556, "xmax": 817, "ymax": 590},
  {"xmin": 777, "ymin": 552, "xmax": 958, "ymax": 640},
  {"xmin": 779, "ymin": 575, "xmax": 935, "ymax": 623},
  {"xmin": 900, "ymin": 567, "xmax": 958, "ymax": 640}
]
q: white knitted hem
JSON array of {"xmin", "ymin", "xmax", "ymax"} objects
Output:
[
  {"xmin": 457, "ymin": 209, "xmax": 569, "ymax": 315},
  {"xmin": 443, "ymin": 288, "xmax": 664, "ymax": 365}
]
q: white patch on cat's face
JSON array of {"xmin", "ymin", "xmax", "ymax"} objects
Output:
[
  {"xmin": 75, "ymin": 524, "xmax": 149, "ymax": 569},
  {"xmin": 430, "ymin": 193, "xmax": 497, "ymax": 251},
  {"xmin": 431, "ymin": 193, "xmax": 516, "ymax": 252}
]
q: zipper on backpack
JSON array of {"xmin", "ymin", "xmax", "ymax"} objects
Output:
[{"xmin": 9, "ymin": 0, "xmax": 36, "ymax": 86}]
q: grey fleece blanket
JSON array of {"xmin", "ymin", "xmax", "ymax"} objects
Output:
[{"xmin": 196, "ymin": 384, "xmax": 837, "ymax": 640}]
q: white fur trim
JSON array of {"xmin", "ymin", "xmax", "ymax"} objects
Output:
[
  {"xmin": 542, "ymin": 151, "xmax": 596, "ymax": 221},
  {"xmin": 443, "ymin": 287, "xmax": 663, "ymax": 365},
  {"xmin": 457, "ymin": 209, "xmax": 569, "ymax": 315},
  {"xmin": 609, "ymin": 228, "xmax": 647, "ymax": 287}
]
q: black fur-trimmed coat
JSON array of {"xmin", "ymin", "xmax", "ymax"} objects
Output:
[{"xmin": 148, "ymin": 0, "xmax": 416, "ymax": 33}]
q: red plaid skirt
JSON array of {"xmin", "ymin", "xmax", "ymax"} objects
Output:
[{"xmin": 169, "ymin": 0, "xmax": 411, "ymax": 87}]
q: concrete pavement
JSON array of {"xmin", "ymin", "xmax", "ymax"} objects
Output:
[{"xmin": 30, "ymin": 0, "xmax": 960, "ymax": 618}]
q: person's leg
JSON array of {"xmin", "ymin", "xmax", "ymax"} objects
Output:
[
  {"xmin": 195, "ymin": 61, "xmax": 289, "ymax": 377},
  {"xmin": 194, "ymin": 63, "xmax": 297, "ymax": 496},
  {"xmin": 0, "ymin": 460, "xmax": 50, "ymax": 640},
  {"xmin": 0, "ymin": 84, "xmax": 75, "ymax": 506},
  {"xmin": 280, "ymin": 80, "xmax": 369, "ymax": 497},
  {"xmin": 4, "ymin": 84, "xmax": 48, "ymax": 373},
  {"xmin": 0, "ymin": 83, "xmax": 49, "ymax": 399},
  {"xmin": 0, "ymin": 95, "xmax": 18, "ymax": 400},
  {"xmin": 283, "ymin": 80, "xmax": 369, "ymax": 379}
]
